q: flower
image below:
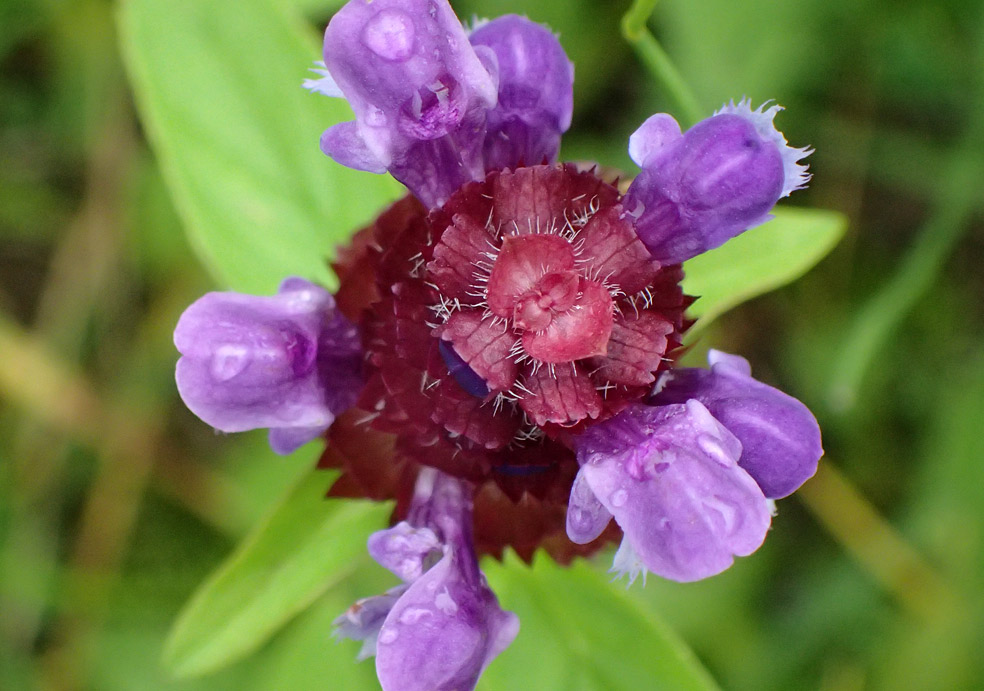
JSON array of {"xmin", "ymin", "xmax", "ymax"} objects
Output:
[
  {"xmin": 173, "ymin": 1, "xmax": 822, "ymax": 688},
  {"xmin": 567, "ymin": 350, "xmax": 821, "ymax": 583},
  {"xmin": 335, "ymin": 468, "xmax": 519, "ymax": 691},
  {"xmin": 173, "ymin": 277, "xmax": 363, "ymax": 454}
]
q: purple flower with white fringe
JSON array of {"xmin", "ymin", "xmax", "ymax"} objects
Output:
[{"xmin": 172, "ymin": 0, "xmax": 822, "ymax": 689}]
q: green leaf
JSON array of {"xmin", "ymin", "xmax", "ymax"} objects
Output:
[
  {"xmin": 682, "ymin": 206, "xmax": 846, "ymax": 336},
  {"xmin": 479, "ymin": 554, "xmax": 719, "ymax": 691},
  {"xmin": 118, "ymin": 0, "xmax": 402, "ymax": 294},
  {"xmin": 163, "ymin": 470, "xmax": 389, "ymax": 678}
]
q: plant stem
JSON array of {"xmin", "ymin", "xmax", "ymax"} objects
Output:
[{"xmin": 621, "ymin": 0, "xmax": 704, "ymax": 127}]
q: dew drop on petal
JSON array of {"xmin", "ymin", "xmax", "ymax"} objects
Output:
[
  {"xmin": 609, "ymin": 489, "xmax": 628, "ymax": 508},
  {"xmin": 362, "ymin": 9, "xmax": 416, "ymax": 62},
  {"xmin": 702, "ymin": 495, "xmax": 740, "ymax": 535},
  {"xmin": 435, "ymin": 587, "xmax": 458, "ymax": 615},
  {"xmin": 378, "ymin": 626, "xmax": 399, "ymax": 645},
  {"xmin": 365, "ymin": 106, "xmax": 388, "ymax": 127},
  {"xmin": 398, "ymin": 607, "xmax": 432, "ymax": 625},
  {"xmin": 697, "ymin": 434, "xmax": 734, "ymax": 468},
  {"xmin": 211, "ymin": 345, "xmax": 249, "ymax": 381}
]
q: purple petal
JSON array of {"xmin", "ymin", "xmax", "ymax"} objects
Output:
[
  {"xmin": 627, "ymin": 113, "xmax": 682, "ymax": 169},
  {"xmin": 334, "ymin": 586, "xmax": 408, "ymax": 661},
  {"xmin": 320, "ymin": 121, "xmax": 388, "ymax": 174},
  {"xmin": 565, "ymin": 468, "xmax": 613, "ymax": 544},
  {"xmin": 716, "ymin": 99, "xmax": 812, "ymax": 196},
  {"xmin": 173, "ymin": 278, "xmax": 363, "ymax": 454},
  {"xmin": 625, "ymin": 102, "xmax": 810, "ymax": 265},
  {"xmin": 469, "ymin": 15, "xmax": 574, "ymax": 170},
  {"xmin": 346, "ymin": 469, "xmax": 521, "ymax": 691},
  {"xmin": 268, "ymin": 425, "xmax": 330, "ymax": 455},
  {"xmin": 653, "ymin": 350, "xmax": 823, "ymax": 498},
  {"xmin": 323, "ymin": 0, "xmax": 497, "ymax": 207},
  {"xmin": 368, "ymin": 522, "xmax": 443, "ymax": 582},
  {"xmin": 574, "ymin": 401, "xmax": 772, "ymax": 583},
  {"xmin": 374, "ymin": 545, "xmax": 519, "ymax": 691}
]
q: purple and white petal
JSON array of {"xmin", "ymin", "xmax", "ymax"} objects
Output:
[
  {"xmin": 320, "ymin": 121, "xmax": 388, "ymax": 174},
  {"xmin": 334, "ymin": 586, "xmax": 408, "ymax": 661},
  {"xmin": 302, "ymin": 61, "xmax": 345, "ymax": 98},
  {"xmin": 338, "ymin": 468, "xmax": 519, "ymax": 691},
  {"xmin": 469, "ymin": 15, "xmax": 574, "ymax": 170},
  {"xmin": 173, "ymin": 277, "xmax": 363, "ymax": 454},
  {"xmin": 627, "ymin": 113, "xmax": 682, "ymax": 169},
  {"xmin": 374, "ymin": 544, "xmax": 519, "ymax": 691},
  {"xmin": 565, "ymin": 467, "xmax": 613, "ymax": 545},
  {"xmin": 268, "ymin": 425, "xmax": 330, "ymax": 455},
  {"xmin": 574, "ymin": 401, "xmax": 772, "ymax": 583},
  {"xmin": 624, "ymin": 102, "xmax": 810, "ymax": 265},
  {"xmin": 368, "ymin": 522, "xmax": 443, "ymax": 583},
  {"xmin": 715, "ymin": 99, "xmax": 812, "ymax": 197},
  {"xmin": 652, "ymin": 349, "xmax": 823, "ymax": 498},
  {"xmin": 322, "ymin": 0, "xmax": 497, "ymax": 207}
]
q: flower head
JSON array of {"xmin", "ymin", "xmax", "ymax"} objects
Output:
[
  {"xmin": 624, "ymin": 100, "xmax": 812, "ymax": 265},
  {"xmin": 174, "ymin": 0, "xmax": 821, "ymax": 688},
  {"xmin": 568, "ymin": 351, "xmax": 821, "ymax": 583},
  {"xmin": 335, "ymin": 468, "xmax": 519, "ymax": 691},
  {"xmin": 173, "ymin": 277, "xmax": 362, "ymax": 454}
]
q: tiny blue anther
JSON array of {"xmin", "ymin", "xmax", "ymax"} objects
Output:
[{"xmin": 439, "ymin": 339, "xmax": 490, "ymax": 398}]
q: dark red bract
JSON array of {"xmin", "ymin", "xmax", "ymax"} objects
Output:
[{"xmin": 321, "ymin": 163, "xmax": 693, "ymax": 561}]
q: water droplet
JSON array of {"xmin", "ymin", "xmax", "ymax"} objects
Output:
[
  {"xmin": 697, "ymin": 435, "xmax": 733, "ymax": 467},
  {"xmin": 703, "ymin": 495, "xmax": 739, "ymax": 534},
  {"xmin": 609, "ymin": 489, "xmax": 628, "ymax": 508},
  {"xmin": 365, "ymin": 106, "xmax": 387, "ymax": 127},
  {"xmin": 362, "ymin": 9, "xmax": 416, "ymax": 62},
  {"xmin": 398, "ymin": 607, "xmax": 431, "ymax": 625},
  {"xmin": 435, "ymin": 588, "xmax": 458, "ymax": 615},
  {"xmin": 211, "ymin": 345, "xmax": 249, "ymax": 381},
  {"xmin": 378, "ymin": 627, "xmax": 398, "ymax": 644}
]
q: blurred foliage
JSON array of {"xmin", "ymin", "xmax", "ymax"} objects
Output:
[{"xmin": 1, "ymin": 0, "xmax": 983, "ymax": 689}]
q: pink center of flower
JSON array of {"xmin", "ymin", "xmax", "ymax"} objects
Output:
[
  {"xmin": 485, "ymin": 234, "xmax": 613, "ymax": 362},
  {"xmin": 420, "ymin": 164, "xmax": 682, "ymax": 430},
  {"xmin": 513, "ymin": 271, "xmax": 578, "ymax": 332}
]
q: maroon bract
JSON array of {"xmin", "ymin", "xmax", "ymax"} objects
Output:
[{"xmin": 322, "ymin": 164, "xmax": 691, "ymax": 562}]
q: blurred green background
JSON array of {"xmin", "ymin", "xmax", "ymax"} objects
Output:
[{"xmin": 2, "ymin": 0, "xmax": 983, "ymax": 689}]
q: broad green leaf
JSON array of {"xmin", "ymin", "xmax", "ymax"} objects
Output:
[
  {"xmin": 163, "ymin": 470, "xmax": 389, "ymax": 678},
  {"xmin": 682, "ymin": 206, "xmax": 846, "ymax": 336},
  {"xmin": 480, "ymin": 554, "xmax": 719, "ymax": 691},
  {"xmin": 246, "ymin": 564, "xmax": 392, "ymax": 691},
  {"xmin": 118, "ymin": 0, "xmax": 401, "ymax": 294}
]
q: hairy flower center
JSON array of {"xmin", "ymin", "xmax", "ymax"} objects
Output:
[
  {"xmin": 513, "ymin": 270, "xmax": 578, "ymax": 331},
  {"xmin": 418, "ymin": 164, "xmax": 686, "ymax": 434},
  {"xmin": 483, "ymin": 233, "xmax": 614, "ymax": 362}
]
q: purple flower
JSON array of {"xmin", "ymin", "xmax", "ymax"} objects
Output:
[
  {"xmin": 469, "ymin": 15, "xmax": 574, "ymax": 171},
  {"xmin": 173, "ymin": 277, "xmax": 363, "ymax": 454},
  {"xmin": 317, "ymin": 0, "xmax": 498, "ymax": 208},
  {"xmin": 335, "ymin": 468, "xmax": 519, "ymax": 691},
  {"xmin": 567, "ymin": 350, "xmax": 822, "ymax": 582},
  {"xmin": 652, "ymin": 349, "xmax": 823, "ymax": 498},
  {"xmin": 624, "ymin": 99, "xmax": 812, "ymax": 265},
  {"xmin": 569, "ymin": 400, "xmax": 772, "ymax": 583},
  {"xmin": 174, "ymin": 0, "xmax": 823, "ymax": 687},
  {"xmin": 311, "ymin": 2, "xmax": 574, "ymax": 207}
]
